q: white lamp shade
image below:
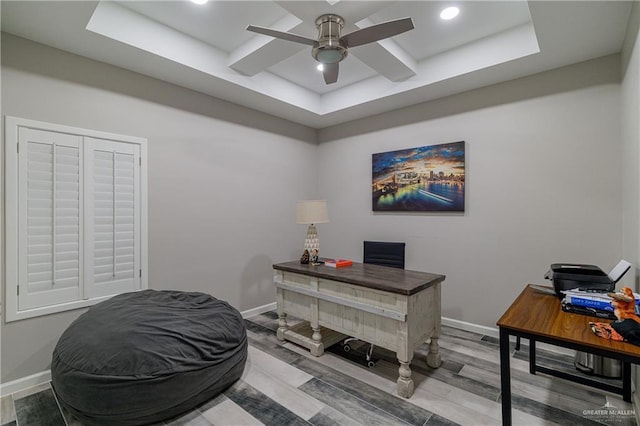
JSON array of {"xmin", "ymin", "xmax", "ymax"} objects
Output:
[{"xmin": 296, "ymin": 200, "xmax": 329, "ymax": 224}]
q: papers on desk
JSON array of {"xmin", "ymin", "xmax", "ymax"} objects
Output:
[
  {"xmin": 561, "ymin": 288, "xmax": 640, "ymax": 319},
  {"xmin": 609, "ymin": 259, "xmax": 632, "ymax": 282}
]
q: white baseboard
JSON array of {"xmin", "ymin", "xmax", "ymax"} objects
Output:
[
  {"xmin": 0, "ymin": 370, "xmax": 51, "ymax": 397},
  {"xmin": 241, "ymin": 302, "xmax": 276, "ymax": 319},
  {"xmin": 442, "ymin": 316, "xmax": 499, "ymax": 339},
  {"xmin": 0, "ymin": 310, "xmax": 629, "ymax": 404},
  {"xmin": 442, "ymin": 316, "xmax": 576, "ymax": 356},
  {"xmin": 0, "ymin": 303, "xmax": 278, "ymax": 397}
]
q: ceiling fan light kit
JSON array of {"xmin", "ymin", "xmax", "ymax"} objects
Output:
[
  {"xmin": 246, "ymin": 14, "xmax": 414, "ymax": 85},
  {"xmin": 312, "ymin": 14, "xmax": 348, "ymax": 64}
]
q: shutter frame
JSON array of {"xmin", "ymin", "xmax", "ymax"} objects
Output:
[
  {"xmin": 5, "ymin": 116, "xmax": 148, "ymax": 322},
  {"xmin": 18, "ymin": 128, "xmax": 82, "ymax": 311},
  {"xmin": 84, "ymin": 137, "xmax": 141, "ymax": 299}
]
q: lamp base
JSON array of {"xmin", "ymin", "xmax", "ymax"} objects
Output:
[{"xmin": 303, "ymin": 224, "xmax": 320, "ymax": 264}]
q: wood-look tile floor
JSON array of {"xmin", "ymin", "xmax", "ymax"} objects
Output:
[{"xmin": 1, "ymin": 311, "xmax": 637, "ymax": 426}]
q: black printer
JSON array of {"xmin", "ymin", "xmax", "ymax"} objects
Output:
[{"xmin": 545, "ymin": 260, "xmax": 631, "ymax": 299}]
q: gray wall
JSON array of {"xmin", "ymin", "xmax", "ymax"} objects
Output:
[
  {"xmin": 621, "ymin": 1, "xmax": 640, "ymax": 400},
  {"xmin": 622, "ymin": 0, "xmax": 640, "ymax": 294},
  {"xmin": 1, "ymin": 34, "xmax": 318, "ymax": 383},
  {"xmin": 1, "ymin": 29, "xmax": 636, "ymax": 387},
  {"xmin": 316, "ymin": 55, "xmax": 624, "ymax": 328}
]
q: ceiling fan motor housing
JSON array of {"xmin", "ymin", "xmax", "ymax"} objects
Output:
[{"xmin": 312, "ymin": 14, "xmax": 348, "ymax": 64}]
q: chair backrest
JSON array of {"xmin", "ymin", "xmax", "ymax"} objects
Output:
[{"xmin": 363, "ymin": 241, "xmax": 405, "ymax": 269}]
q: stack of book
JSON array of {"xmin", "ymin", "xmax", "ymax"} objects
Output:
[
  {"xmin": 324, "ymin": 258, "xmax": 353, "ymax": 268},
  {"xmin": 561, "ymin": 288, "xmax": 640, "ymax": 320}
]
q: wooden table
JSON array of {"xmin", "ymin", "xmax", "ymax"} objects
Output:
[
  {"xmin": 272, "ymin": 261, "xmax": 445, "ymax": 398},
  {"xmin": 497, "ymin": 284, "xmax": 640, "ymax": 425}
]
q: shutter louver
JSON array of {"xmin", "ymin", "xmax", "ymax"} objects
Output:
[
  {"xmin": 93, "ymin": 150, "xmax": 136, "ymax": 283},
  {"xmin": 7, "ymin": 116, "xmax": 147, "ymax": 322},
  {"xmin": 19, "ymin": 129, "xmax": 82, "ymax": 310},
  {"xmin": 85, "ymin": 138, "xmax": 140, "ymax": 298}
]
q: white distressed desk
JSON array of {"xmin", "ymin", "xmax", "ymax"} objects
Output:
[{"xmin": 272, "ymin": 260, "xmax": 445, "ymax": 398}]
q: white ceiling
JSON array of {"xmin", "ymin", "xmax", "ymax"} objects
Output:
[{"xmin": 1, "ymin": 1, "xmax": 633, "ymax": 129}]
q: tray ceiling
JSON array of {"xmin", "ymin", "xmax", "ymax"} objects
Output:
[{"xmin": 1, "ymin": 1, "xmax": 633, "ymax": 128}]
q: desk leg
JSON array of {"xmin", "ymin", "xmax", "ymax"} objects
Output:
[
  {"xmin": 310, "ymin": 325, "xmax": 324, "ymax": 357},
  {"xmin": 529, "ymin": 339, "xmax": 536, "ymax": 375},
  {"xmin": 499, "ymin": 327, "xmax": 512, "ymax": 426},
  {"xmin": 623, "ymin": 361, "xmax": 631, "ymax": 402},
  {"xmin": 427, "ymin": 281, "xmax": 443, "ymax": 368},
  {"xmin": 276, "ymin": 288, "xmax": 287, "ymax": 341},
  {"xmin": 427, "ymin": 338, "xmax": 442, "ymax": 368},
  {"xmin": 309, "ymin": 277, "xmax": 324, "ymax": 357},
  {"xmin": 397, "ymin": 356, "xmax": 415, "ymax": 398}
]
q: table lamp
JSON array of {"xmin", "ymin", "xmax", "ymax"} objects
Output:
[{"xmin": 296, "ymin": 200, "xmax": 329, "ymax": 263}]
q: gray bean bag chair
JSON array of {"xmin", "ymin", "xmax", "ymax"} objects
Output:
[{"xmin": 52, "ymin": 290, "xmax": 247, "ymax": 425}]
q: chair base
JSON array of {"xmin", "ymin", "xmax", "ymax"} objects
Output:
[{"xmin": 342, "ymin": 337, "xmax": 376, "ymax": 368}]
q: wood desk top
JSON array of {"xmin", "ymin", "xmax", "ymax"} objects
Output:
[
  {"xmin": 497, "ymin": 284, "xmax": 640, "ymax": 358},
  {"xmin": 273, "ymin": 261, "xmax": 445, "ymax": 296}
]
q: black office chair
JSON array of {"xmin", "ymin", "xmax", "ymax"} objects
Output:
[
  {"xmin": 363, "ymin": 240, "xmax": 405, "ymax": 269},
  {"xmin": 342, "ymin": 241, "xmax": 406, "ymax": 367}
]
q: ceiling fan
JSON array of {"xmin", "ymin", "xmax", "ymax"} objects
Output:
[{"xmin": 246, "ymin": 14, "xmax": 414, "ymax": 85}]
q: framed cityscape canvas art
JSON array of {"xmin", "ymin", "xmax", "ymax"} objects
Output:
[{"xmin": 372, "ymin": 141, "xmax": 465, "ymax": 212}]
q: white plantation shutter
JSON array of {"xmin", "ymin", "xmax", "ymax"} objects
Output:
[
  {"xmin": 84, "ymin": 137, "xmax": 141, "ymax": 298},
  {"xmin": 6, "ymin": 117, "xmax": 147, "ymax": 322},
  {"xmin": 18, "ymin": 128, "xmax": 82, "ymax": 310}
]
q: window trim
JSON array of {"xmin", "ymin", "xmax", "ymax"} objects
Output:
[{"xmin": 4, "ymin": 116, "xmax": 148, "ymax": 322}]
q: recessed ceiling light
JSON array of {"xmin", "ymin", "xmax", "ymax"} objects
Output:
[
  {"xmin": 317, "ymin": 64, "xmax": 324, "ymax": 71},
  {"xmin": 191, "ymin": 0, "xmax": 208, "ymax": 5},
  {"xmin": 440, "ymin": 6, "xmax": 459, "ymax": 20}
]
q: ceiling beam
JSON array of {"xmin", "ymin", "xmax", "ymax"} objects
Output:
[
  {"xmin": 348, "ymin": 18, "xmax": 417, "ymax": 82},
  {"xmin": 228, "ymin": 14, "xmax": 307, "ymax": 76}
]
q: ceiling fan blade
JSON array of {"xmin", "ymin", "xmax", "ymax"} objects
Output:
[
  {"xmin": 246, "ymin": 25, "xmax": 317, "ymax": 46},
  {"xmin": 323, "ymin": 63, "xmax": 339, "ymax": 85},
  {"xmin": 341, "ymin": 17, "xmax": 414, "ymax": 48}
]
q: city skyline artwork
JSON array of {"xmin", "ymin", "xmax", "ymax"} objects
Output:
[{"xmin": 372, "ymin": 141, "xmax": 465, "ymax": 212}]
